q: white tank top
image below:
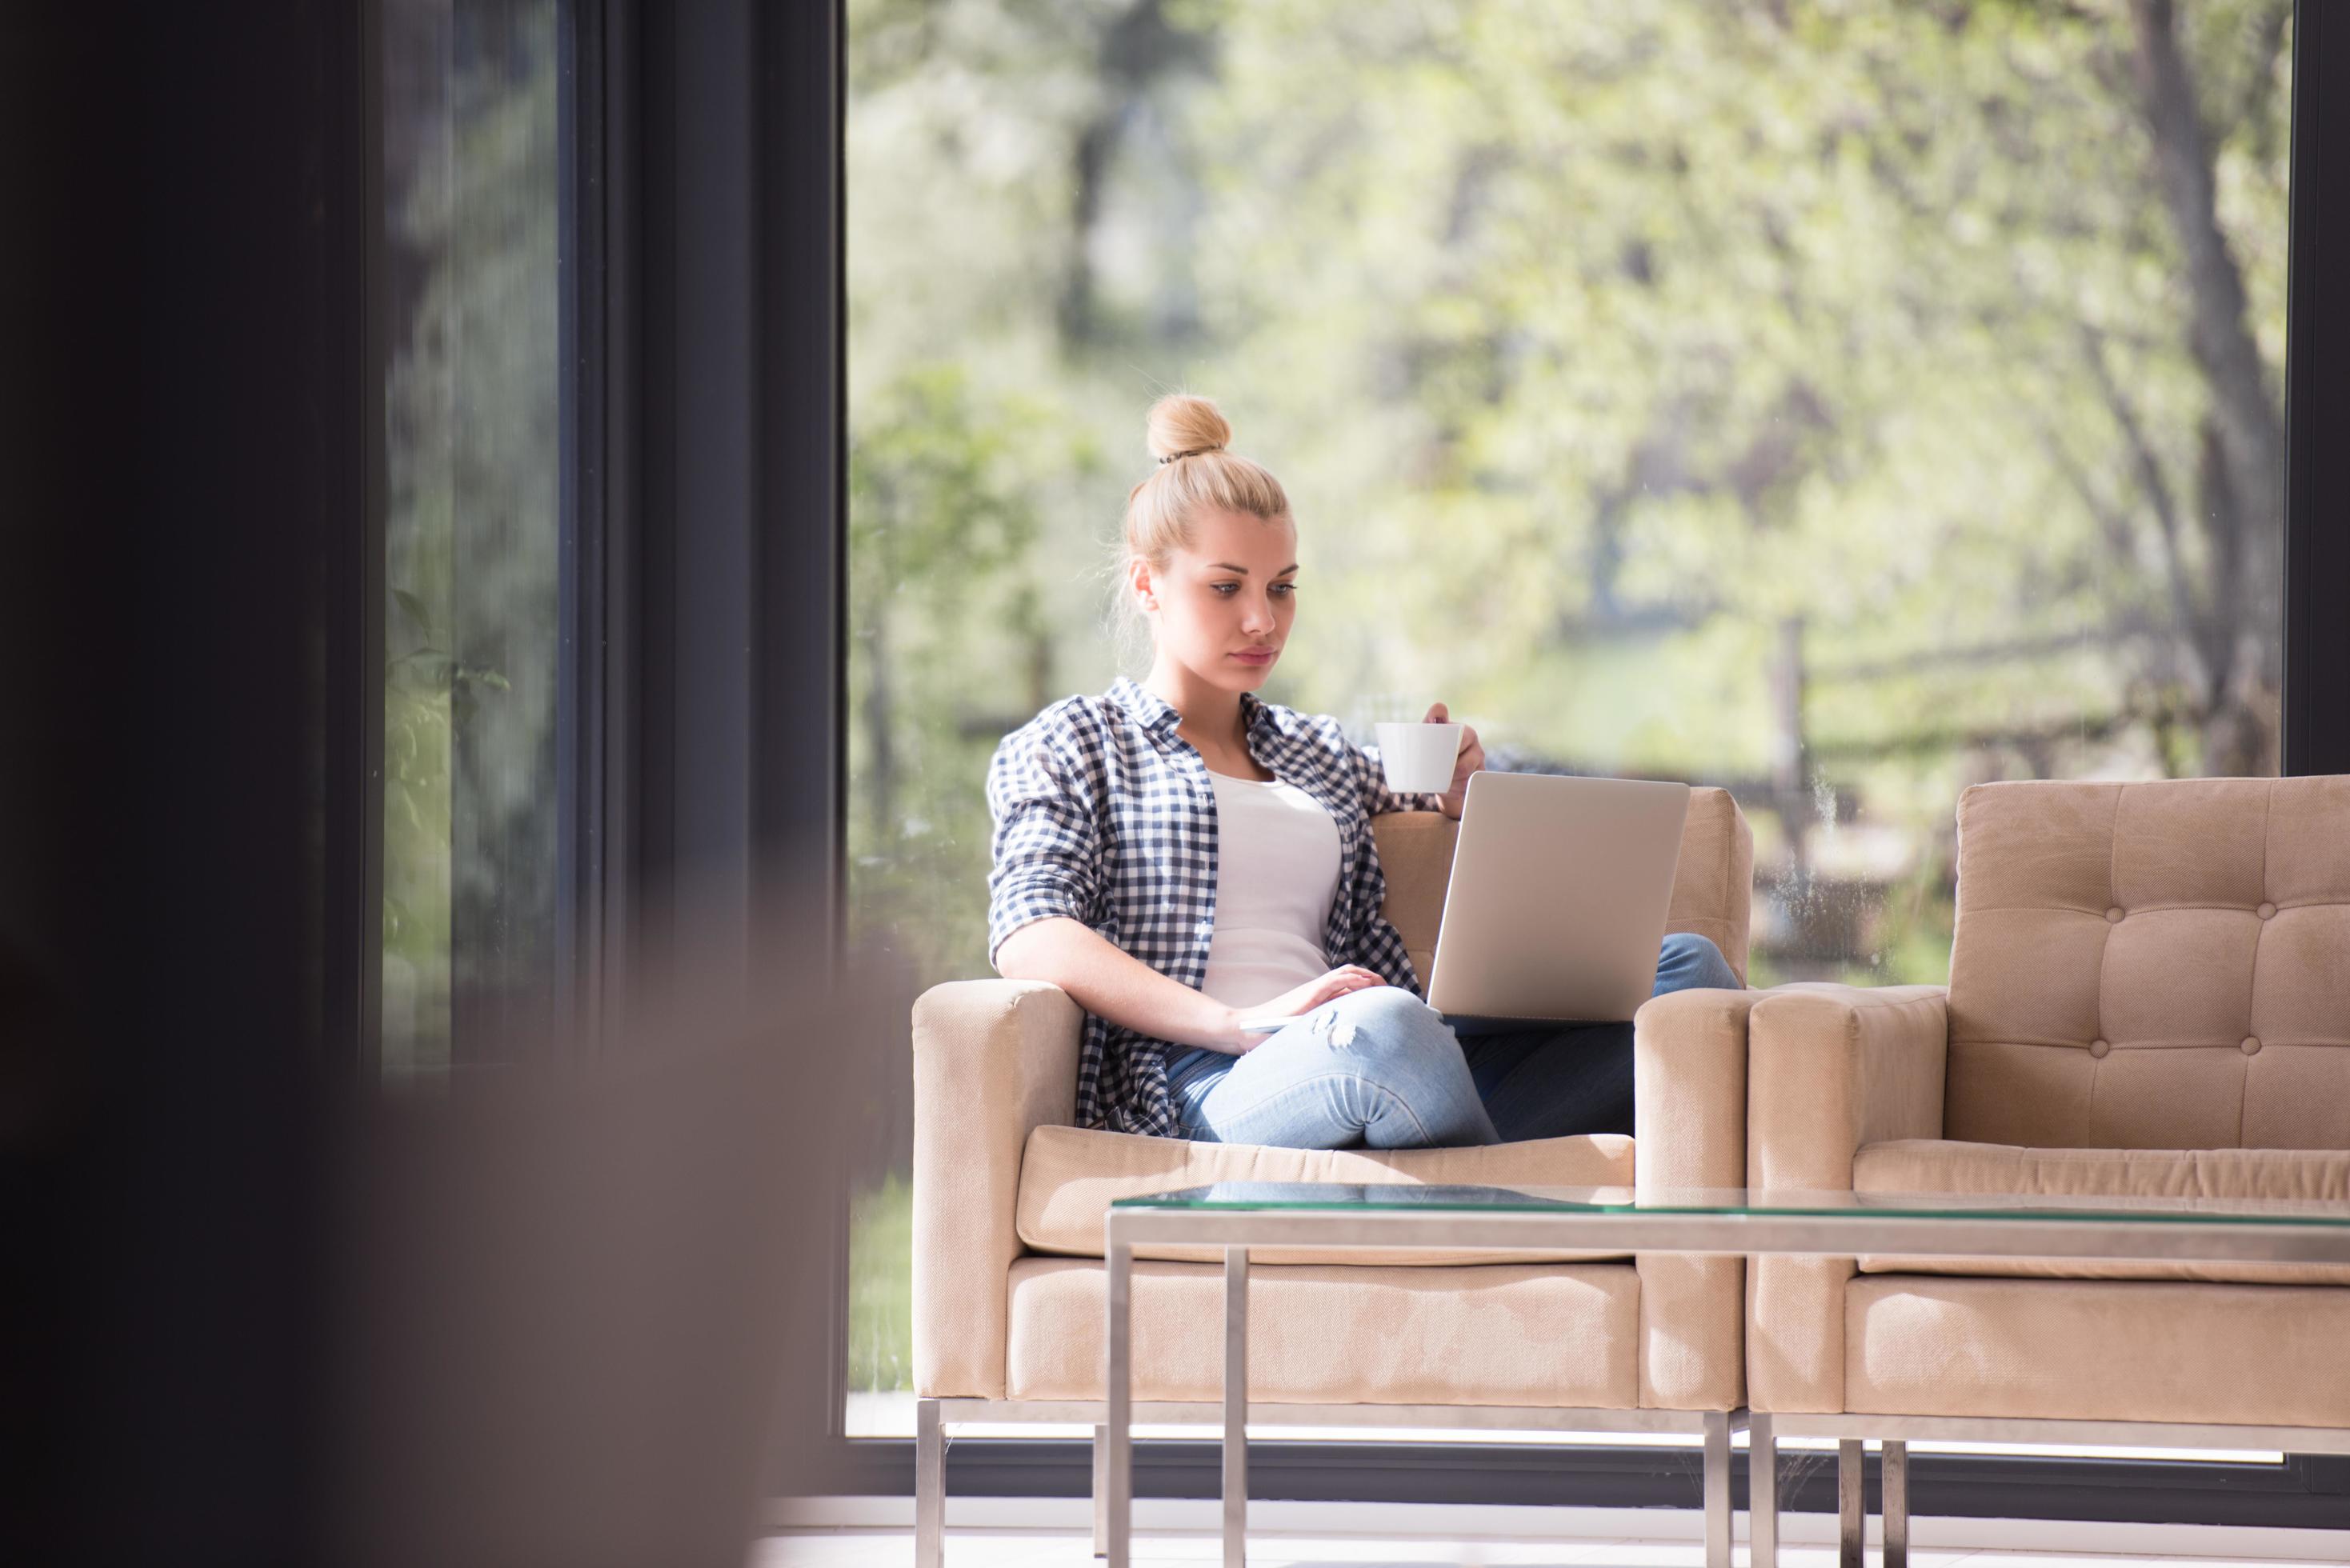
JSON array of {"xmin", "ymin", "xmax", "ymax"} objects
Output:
[{"xmin": 1198, "ymin": 770, "xmax": 1342, "ymax": 1010}]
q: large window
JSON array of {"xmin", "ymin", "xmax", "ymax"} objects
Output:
[{"xmin": 843, "ymin": 0, "xmax": 2293, "ymax": 1430}]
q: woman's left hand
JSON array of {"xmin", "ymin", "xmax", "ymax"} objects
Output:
[{"xmin": 1425, "ymin": 702, "xmax": 1483, "ymax": 819}]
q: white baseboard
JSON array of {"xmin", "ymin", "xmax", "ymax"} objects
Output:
[{"xmin": 770, "ymin": 1494, "xmax": 2350, "ymax": 1560}]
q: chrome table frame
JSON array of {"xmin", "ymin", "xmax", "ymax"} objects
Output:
[
  {"xmin": 911, "ymin": 1394, "xmax": 1730, "ymax": 1568},
  {"xmin": 1745, "ymin": 1412, "xmax": 2350, "ymax": 1568},
  {"xmin": 1098, "ymin": 1198, "xmax": 2350, "ymax": 1568}
]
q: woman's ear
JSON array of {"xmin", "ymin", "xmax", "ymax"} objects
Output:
[{"xmin": 1128, "ymin": 556, "xmax": 1158, "ymax": 611}]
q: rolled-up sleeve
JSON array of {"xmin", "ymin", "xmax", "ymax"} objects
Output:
[{"xmin": 985, "ymin": 723, "xmax": 1104, "ymax": 969}]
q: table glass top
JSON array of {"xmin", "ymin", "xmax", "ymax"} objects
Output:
[{"xmin": 1109, "ymin": 1182, "xmax": 2350, "ymax": 1227}]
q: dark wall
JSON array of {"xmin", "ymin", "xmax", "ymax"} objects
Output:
[{"xmin": 0, "ymin": 3, "xmax": 364, "ymax": 1558}]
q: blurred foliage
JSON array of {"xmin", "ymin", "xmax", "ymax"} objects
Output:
[
  {"xmin": 846, "ymin": 0, "xmax": 2288, "ymax": 1002},
  {"xmin": 847, "ymin": 366, "xmax": 1109, "ymax": 986},
  {"xmin": 847, "ymin": 1173, "xmax": 915, "ymax": 1393},
  {"xmin": 381, "ymin": 2, "xmax": 562, "ymax": 1075}
]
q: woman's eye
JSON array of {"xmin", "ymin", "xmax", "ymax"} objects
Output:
[
  {"xmin": 1212, "ymin": 582, "xmax": 1238, "ymax": 596},
  {"xmin": 1271, "ymin": 582, "xmax": 1295, "ymax": 597}
]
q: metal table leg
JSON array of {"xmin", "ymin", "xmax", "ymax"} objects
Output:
[
  {"xmin": 1838, "ymin": 1438, "xmax": 1866, "ymax": 1568},
  {"xmin": 1702, "ymin": 1410, "xmax": 1731, "ymax": 1568},
  {"xmin": 1106, "ymin": 1238, "xmax": 1133, "ymax": 1568},
  {"xmin": 1092, "ymin": 1424, "xmax": 1109, "ymax": 1558},
  {"xmin": 915, "ymin": 1397, "xmax": 943, "ymax": 1568},
  {"xmin": 1748, "ymin": 1412, "xmax": 1778, "ymax": 1568},
  {"xmin": 1883, "ymin": 1438, "xmax": 1908, "ymax": 1568},
  {"xmin": 1223, "ymin": 1246, "xmax": 1248, "ymax": 1566}
]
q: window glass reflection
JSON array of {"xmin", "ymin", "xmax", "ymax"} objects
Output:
[{"xmin": 379, "ymin": 0, "xmax": 566, "ymax": 1078}]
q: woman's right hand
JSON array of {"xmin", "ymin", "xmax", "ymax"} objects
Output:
[{"xmin": 1223, "ymin": 966, "xmax": 1391, "ymax": 1051}]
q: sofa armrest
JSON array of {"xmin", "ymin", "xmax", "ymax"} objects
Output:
[
  {"xmin": 1632, "ymin": 986, "xmax": 1760, "ymax": 1410},
  {"xmin": 911, "ymin": 979, "xmax": 1083, "ymax": 1400},
  {"xmin": 1744, "ymin": 982, "xmax": 1949, "ymax": 1413}
]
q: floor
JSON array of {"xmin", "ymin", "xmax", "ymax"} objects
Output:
[
  {"xmin": 757, "ymin": 1526, "xmax": 2336, "ymax": 1566},
  {"xmin": 818, "ymin": 1402, "xmax": 2342, "ymax": 1565}
]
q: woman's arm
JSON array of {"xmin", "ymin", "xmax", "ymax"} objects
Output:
[
  {"xmin": 996, "ymin": 917, "xmax": 1248, "ymax": 1052},
  {"xmin": 985, "ymin": 707, "xmax": 1389, "ymax": 1055},
  {"xmin": 986, "ymin": 715, "xmax": 1253, "ymax": 1051},
  {"xmin": 998, "ymin": 917, "xmax": 1391, "ymax": 1056}
]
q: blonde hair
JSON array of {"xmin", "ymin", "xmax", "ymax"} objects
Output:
[{"xmin": 1110, "ymin": 394, "xmax": 1292, "ymax": 667}]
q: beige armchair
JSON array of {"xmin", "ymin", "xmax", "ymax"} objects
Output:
[
  {"xmin": 910, "ymin": 790, "xmax": 1755, "ymax": 1562},
  {"xmin": 1743, "ymin": 777, "xmax": 2350, "ymax": 1545}
]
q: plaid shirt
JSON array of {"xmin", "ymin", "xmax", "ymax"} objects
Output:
[{"xmin": 985, "ymin": 674, "xmax": 1444, "ymax": 1137}]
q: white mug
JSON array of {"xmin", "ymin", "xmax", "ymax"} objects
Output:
[{"xmin": 1374, "ymin": 721, "xmax": 1463, "ymax": 795}]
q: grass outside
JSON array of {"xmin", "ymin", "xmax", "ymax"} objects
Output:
[{"xmin": 848, "ymin": 1172, "xmax": 915, "ymax": 1393}]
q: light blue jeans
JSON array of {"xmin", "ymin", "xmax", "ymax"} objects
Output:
[{"xmin": 1163, "ymin": 932, "xmax": 1740, "ymax": 1149}]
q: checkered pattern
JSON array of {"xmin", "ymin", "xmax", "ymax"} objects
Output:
[{"xmin": 986, "ymin": 674, "xmax": 1443, "ymax": 1136}]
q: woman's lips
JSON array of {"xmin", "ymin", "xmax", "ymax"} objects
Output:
[{"xmin": 1231, "ymin": 648, "xmax": 1277, "ymax": 665}]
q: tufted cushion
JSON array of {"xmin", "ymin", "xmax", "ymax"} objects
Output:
[
  {"xmin": 1945, "ymin": 777, "xmax": 2350, "ymax": 1151},
  {"xmin": 1372, "ymin": 785, "xmax": 1754, "ymax": 990}
]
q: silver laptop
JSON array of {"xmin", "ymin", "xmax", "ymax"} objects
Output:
[{"xmin": 1423, "ymin": 771, "xmax": 1691, "ymax": 1026}]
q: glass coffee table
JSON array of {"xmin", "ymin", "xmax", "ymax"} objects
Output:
[{"xmin": 1101, "ymin": 1182, "xmax": 2350, "ymax": 1568}]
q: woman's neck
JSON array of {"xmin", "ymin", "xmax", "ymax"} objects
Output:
[{"xmin": 1143, "ymin": 658, "xmax": 1247, "ymax": 753}]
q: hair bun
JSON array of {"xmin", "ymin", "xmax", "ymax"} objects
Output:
[{"xmin": 1144, "ymin": 393, "xmax": 1232, "ymax": 465}]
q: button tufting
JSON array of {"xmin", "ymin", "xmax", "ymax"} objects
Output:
[
  {"xmin": 2104, "ymin": 906, "xmax": 2124, "ymax": 923},
  {"xmin": 2257, "ymin": 902, "xmax": 2277, "ymax": 920},
  {"xmin": 2242, "ymin": 1035, "xmax": 2263, "ymax": 1056},
  {"xmin": 2088, "ymin": 1038, "xmax": 2111, "ymax": 1058}
]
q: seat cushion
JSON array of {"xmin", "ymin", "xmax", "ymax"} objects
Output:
[
  {"xmin": 1016, "ymin": 1124, "xmax": 1634, "ymax": 1266},
  {"xmin": 1006, "ymin": 1255, "xmax": 1641, "ymax": 1407},
  {"xmin": 1846, "ymin": 1274, "xmax": 2350, "ymax": 1426},
  {"xmin": 1852, "ymin": 1138, "xmax": 2350, "ymax": 1284}
]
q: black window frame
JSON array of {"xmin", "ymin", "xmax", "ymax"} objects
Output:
[{"xmin": 391, "ymin": 0, "xmax": 2350, "ymax": 1530}]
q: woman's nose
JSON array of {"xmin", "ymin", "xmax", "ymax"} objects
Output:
[{"xmin": 1240, "ymin": 595, "xmax": 1275, "ymax": 631}]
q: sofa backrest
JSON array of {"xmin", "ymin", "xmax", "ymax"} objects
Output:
[
  {"xmin": 1371, "ymin": 784, "xmax": 1753, "ymax": 993},
  {"xmin": 1946, "ymin": 776, "xmax": 2350, "ymax": 1150}
]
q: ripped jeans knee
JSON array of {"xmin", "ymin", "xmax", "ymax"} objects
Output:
[{"xmin": 1173, "ymin": 986, "xmax": 1496, "ymax": 1150}]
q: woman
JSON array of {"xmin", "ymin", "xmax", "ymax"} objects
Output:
[{"xmin": 987, "ymin": 393, "xmax": 1740, "ymax": 1147}]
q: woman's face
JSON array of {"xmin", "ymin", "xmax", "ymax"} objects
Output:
[{"xmin": 1133, "ymin": 507, "xmax": 1299, "ymax": 698}]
